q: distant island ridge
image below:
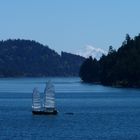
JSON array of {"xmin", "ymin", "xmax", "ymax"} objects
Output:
[
  {"xmin": 0, "ymin": 39, "xmax": 85, "ymax": 77},
  {"xmin": 79, "ymin": 34, "xmax": 140, "ymax": 87}
]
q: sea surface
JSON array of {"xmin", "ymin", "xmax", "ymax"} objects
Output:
[{"xmin": 0, "ymin": 77, "xmax": 140, "ymax": 140}]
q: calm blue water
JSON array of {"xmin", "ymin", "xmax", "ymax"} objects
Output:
[{"xmin": 0, "ymin": 77, "xmax": 140, "ymax": 140}]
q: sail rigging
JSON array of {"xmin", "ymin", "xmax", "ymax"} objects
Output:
[
  {"xmin": 32, "ymin": 81, "xmax": 58, "ymax": 115},
  {"xmin": 32, "ymin": 88, "xmax": 41, "ymax": 111},
  {"xmin": 44, "ymin": 81, "xmax": 55, "ymax": 109}
]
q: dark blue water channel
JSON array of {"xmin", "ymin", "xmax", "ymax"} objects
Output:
[{"xmin": 0, "ymin": 77, "xmax": 140, "ymax": 140}]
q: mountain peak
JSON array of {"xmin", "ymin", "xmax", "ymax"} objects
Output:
[{"xmin": 76, "ymin": 45, "xmax": 107, "ymax": 60}]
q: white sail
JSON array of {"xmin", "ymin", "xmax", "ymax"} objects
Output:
[
  {"xmin": 44, "ymin": 81, "xmax": 55, "ymax": 109},
  {"xmin": 32, "ymin": 88, "xmax": 41, "ymax": 111}
]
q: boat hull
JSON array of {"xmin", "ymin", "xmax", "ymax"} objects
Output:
[{"xmin": 32, "ymin": 110, "xmax": 58, "ymax": 115}]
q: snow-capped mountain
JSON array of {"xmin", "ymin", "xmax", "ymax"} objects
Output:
[{"xmin": 76, "ymin": 45, "xmax": 107, "ymax": 60}]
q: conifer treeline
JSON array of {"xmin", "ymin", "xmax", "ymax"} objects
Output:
[{"xmin": 79, "ymin": 34, "xmax": 140, "ymax": 87}]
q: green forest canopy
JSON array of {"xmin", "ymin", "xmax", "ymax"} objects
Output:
[
  {"xmin": 79, "ymin": 34, "xmax": 140, "ymax": 87},
  {"xmin": 0, "ymin": 39, "xmax": 85, "ymax": 77}
]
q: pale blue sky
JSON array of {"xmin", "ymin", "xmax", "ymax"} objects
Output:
[{"xmin": 0, "ymin": 0, "xmax": 140, "ymax": 54}]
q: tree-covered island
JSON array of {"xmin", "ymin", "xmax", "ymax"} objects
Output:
[
  {"xmin": 80, "ymin": 34, "xmax": 140, "ymax": 87},
  {"xmin": 0, "ymin": 39, "xmax": 85, "ymax": 77}
]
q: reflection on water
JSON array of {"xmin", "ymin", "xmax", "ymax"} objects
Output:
[{"xmin": 0, "ymin": 77, "xmax": 140, "ymax": 140}]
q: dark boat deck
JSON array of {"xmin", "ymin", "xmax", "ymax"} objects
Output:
[{"xmin": 32, "ymin": 110, "xmax": 58, "ymax": 115}]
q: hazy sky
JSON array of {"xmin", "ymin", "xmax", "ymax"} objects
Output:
[{"xmin": 0, "ymin": 0, "xmax": 140, "ymax": 54}]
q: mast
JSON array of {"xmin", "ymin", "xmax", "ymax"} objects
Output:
[{"xmin": 32, "ymin": 88, "xmax": 41, "ymax": 111}]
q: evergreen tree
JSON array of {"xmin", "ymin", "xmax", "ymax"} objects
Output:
[{"xmin": 79, "ymin": 56, "xmax": 99, "ymax": 83}]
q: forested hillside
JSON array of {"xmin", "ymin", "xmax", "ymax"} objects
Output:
[
  {"xmin": 0, "ymin": 39, "xmax": 85, "ymax": 77},
  {"xmin": 80, "ymin": 34, "xmax": 140, "ymax": 87}
]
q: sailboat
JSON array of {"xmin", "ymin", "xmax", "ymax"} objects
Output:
[{"xmin": 32, "ymin": 81, "xmax": 58, "ymax": 115}]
